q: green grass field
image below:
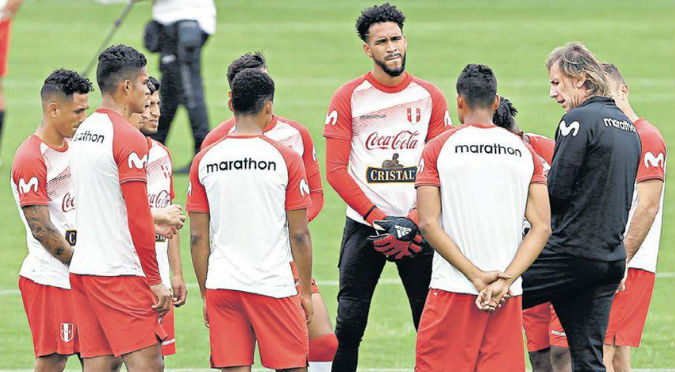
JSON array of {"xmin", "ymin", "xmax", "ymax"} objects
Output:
[{"xmin": 0, "ymin": 0, "xmax": 672, "ymax": 370}]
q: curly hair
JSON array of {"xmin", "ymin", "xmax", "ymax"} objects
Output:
[
  {"xmin": 492, "ymin": 96, "xmax": 518, "ymax": 130},
  {"xmin": 147, "ymin": 76, "xmax": 160, "ymax": 94},
  {"xmin": 227, "ymin": 52, "xmax": 267, "ymax": 88},
  {"xmin": 96, "ymin": 44, "xmax": 147, "ymax": 94},
  {"xmin": 355, "ymin": 3, "xmax": 405, "ymax": 42},
  {"xmin": 40, "ymin": 68, "xmax": 93, "ymax": 100},
  {"xmin": 456, "ymin": 64, "xmax": 497, "ymax": 110},
  {"xmin": 231, "ymin": 68, "xmax": 275, "ymax": 115},
  {"xmin": 546, "ymin": 42, "xmax": 608, "ymax": 97}
]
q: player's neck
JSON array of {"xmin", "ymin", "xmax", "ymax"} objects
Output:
[
  {"xmin": 372, "ymin": 67, "xmax": 406, "ymax": 87},
  {"xmin": 36, "ymin": 119, "xmax": 66, "ymax": 147},
  {"xmin": 100, "ymin": 95, "xmax": 134, "ymax": 121},
  {"xmin": 233, "ymin": 116, "xmax": 264, "ymax": 135},
  {"xmin": 462, "ymin": 111, "xmax": 494, "ymax": 126}
]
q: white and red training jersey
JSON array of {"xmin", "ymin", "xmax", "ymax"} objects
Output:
[
  {"xmin": 202, "ymin": 114, "xmax": 323, "ymax": 221},
  {"xmin": 324, "ymin": 71, "xmax": 450, "ymax": 224},
  {"xmin": 11, "ymin": 135, "xmax": 75, "ymax": 289},
  {"xmin": 415, "ymin": 123, "xmax": 546, "ymax": 296},
  {"xmin": 627, "ymin": 118, "xmax": 666, "ymax": 273},
  {"xmin": 69, "ymin": 108, "xmax": 152, "ymax": 278},
  {"xmin": 147, "ymin": 138, "xmax": 175, "ymax": 288},
  {"xmin": 186, "ymin": 134, "xmax": 311, "ymax": 298}
]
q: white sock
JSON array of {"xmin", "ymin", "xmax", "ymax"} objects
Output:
[{"xmin": 308, "ymin": 361, "xmax": 333, "ymax": 372}]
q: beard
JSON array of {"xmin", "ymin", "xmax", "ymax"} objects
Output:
[
  {"xmin": 374, "ymin": 53, "xmax": 407, "ymax": 77},
  {"xmin": 140, "ymin": 126, "xmax": 156, "ymax": 136}
]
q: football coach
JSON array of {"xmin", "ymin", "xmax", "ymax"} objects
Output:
[{"xmin": 521, "ymin": 42, "xmax": 641, "ymax": 372}]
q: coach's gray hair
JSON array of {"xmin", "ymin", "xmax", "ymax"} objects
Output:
[{"xmin": 546, "ymin": 42, "xmax": 609, "ymax": 97}]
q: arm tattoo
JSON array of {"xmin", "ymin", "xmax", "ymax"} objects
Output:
[{"xmin": 22, "ymin": 205, "xmax": 73, "ymax": 265}]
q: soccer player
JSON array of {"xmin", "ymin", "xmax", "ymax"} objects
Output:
[
  {"xmin": 128, "ymin": 79, "xmax": 186, "ymax": 241},
  {"xmin": 142, "ymin": 76, "xmax": 188, "ymax": 357},
  {"xmin": 601, "ymin": 63, "xmax": 666, "ymax": 372},
  {"xmin": 521, "ymin": 42, "xmax": 641, "ymax": 372},
  {"xmin": 188, "ymin": 68, "xmax": 313, "ymax": 372},
  {"xmin": 12, "ymin": 69, "xmax": 91, "ymax": 372},
  {"xmin": 201, "ymin": 53, "xmax": 337, "ymax": 372},
  {"xmin": 493, "ymin": 97, "xmax": 572, "ymax": 372},
  {"xmin": 414, "ymin": 64, "xmax": 550, "ymax": 372},
  {"xmin": 69, "ymin": 44, "xmax": 172, "ymax": 372},
  {"xmin": 0, "ymin": 0, "xmax": 25, "ymax": 158},
  {"xmin": 323, "ymin": 4, "xmax": 450, "ymax": 370}
]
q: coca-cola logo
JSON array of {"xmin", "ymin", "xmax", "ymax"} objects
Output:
[
  {"xmin": 62, "ymin": 192, "xmax": 75, "ymax": 212},
  {"xmin": 365, "ymin": 130, "xmax": 420, "ymax": 150},
  {"xmin": 148, "ymin": 190, "xmax": 171, "ymax": 208}
]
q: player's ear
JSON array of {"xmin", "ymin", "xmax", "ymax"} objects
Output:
[
  {"xmin": 48, "ymin": 102, "xmax": 58, "ymax": 118},
  {"xmin": 264, "ymin": 100, "xmax": 273, "ymax": 115},
  {"xmin": 363, "ymin": 42, "xmax": 372, "ymax": 58},
  {"xmin": 456, "ymin": 95, "xmax": 464, "ymax": 110},
  {"xmin": 228, "ymin": 91, "xmax": 232, "ymax": 99},
  {"xmin": 227, "ymin": 97, "xmax": 233, "ymax": 113},
  {"xmin": 621, "ymin": 84, "xmax": 629, "ymax": 99},
  {"xmin": 492, "ymin": 95, "xmax": 500, "ymax": 111},
  {"xmin": 122, "ymin": 79, "xmax": 131, "ymax": 96},
  {"xmin": 574, "ymin": 74, "xmax": 586, "ymax": 89}
]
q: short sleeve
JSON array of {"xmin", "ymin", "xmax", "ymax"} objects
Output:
[
  {"xmin": 525, "ymin": 142, "xmax": 547, "ymax": 185},
  {"xmin": 186, "ymin": 153, "xmax": 209, "ymax": 213},
  {"xmin": 636, "ymin": 127, "xmax": 666, "ymax": 183},
  {"xmin": 298, "ymin": 125, "xmax": 322, "ymax": 190},
  {"xmin": 12, "ymin": 145, "xmax": 49, "ymax": 207},
  {"xmin": 113, "ymin": 127, "xmax": 149, "ymax": 184},
  {"xmin": 415, "ymin": 137, "xmax": 444, "ymax": 188},
  {"xmin": 416, "ymin": 80, "xmax": 451, "ymax": 141},
  {"xmin": 283, "ymin": 150, "xmax": 312, "ymax": 211},
  {"xmin": 322, "ymin": 84, "xmax": 354, "ymax": 140}
]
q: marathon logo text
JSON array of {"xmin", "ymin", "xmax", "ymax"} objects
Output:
[
  {"xmin": 73, "ymin": 130, "xmax": 105, "ymax": 144},
  {"xmin": 603, "ymin": 118, "xmax": 636, "ymax": 132},
  {"xmin": 455, "ymin": 143, "xmax": 522, "ymax": 157},
  {"xmin": 206, "ymin": 158, "xmax": 277, "ymax": 173}
]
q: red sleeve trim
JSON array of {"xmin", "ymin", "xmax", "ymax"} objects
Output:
[
  {"xmin": 322, "ymin": 76, "xmax": 364, "ymax": 140},
  {"xmin": 262, "ymin": 137, "xmax": 312, "ymax": 211},
  {"xmin": 325, "ymin": 137, "xmax": 382, "ymax": 217},
  {"xmin": 413, "ymin": 77, "xmax": 452, "ymax": 141},
  {"xmin": 524, "ymin": 142, "xmax": 547, "ymax": 185},
  {"xmin": 12, "ymin": 136, "xmax": 50, "ymax": 207},
  {"xmin": 121, "ymin": 181, "xmax": 161, "ymax": 285},
  {"xmin": 201, "ymin": 118, "xmax": 235, "ymax": 151},
  {"xmin": 185, "ymin": 148, "xmax": 210, "ymax": 213}
]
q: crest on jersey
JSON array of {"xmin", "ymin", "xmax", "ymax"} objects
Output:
[
  {"xmin": 18, "ymin": 177, "xmax": 39, "ymax": 195},
  {"xmin": 325, "ymin": 110, "xmax": 338, "ymax": 126},
  {"xmin": 558, "ymin": 120, "xmax": 579, "ymax": 137},
  {"xmin": 161, "ymin": 163, "xmax": 172, "ymax": 179},
  {"xmin": 644, "ymin": 152, "xmax": 665, "ymax": 168},
  {"xmin": 407, "ymin": 107, "xmax": 421, "ymax": 124},
  {"xmin": 60, "ymin": 323, "xmax": 74, "ymax": 343},
  {"xmin": 128, "ymin": 152, "xmax": 148, "ymax": 170}
]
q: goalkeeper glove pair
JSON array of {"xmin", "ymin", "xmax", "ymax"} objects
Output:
[{"xmin": 367, "ymin": 210, "xmax": 427, "ymax": 260}]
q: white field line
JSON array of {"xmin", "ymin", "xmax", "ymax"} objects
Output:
[{"xmin": 0, "ymin": 273, "xmax": 673, "ymax": 296}]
